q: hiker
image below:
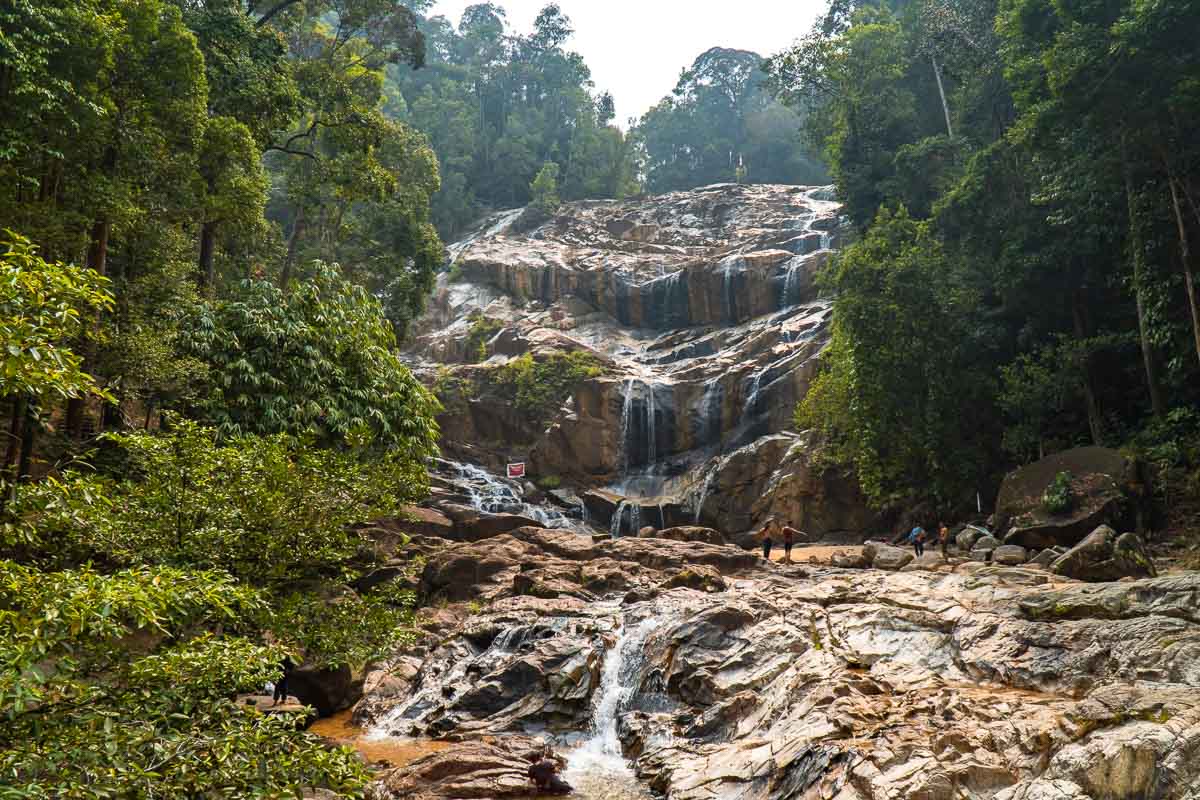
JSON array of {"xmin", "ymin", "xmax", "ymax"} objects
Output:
[
  {"xmin": 910, "ymin": 524, "xmax": 926, "ymax": 557},
  {"xmin": 528, "ymin": 758, "xmax": 573, "ymax": 795},
  {"xmin": 760, "ymin": 519, "xmax": 776, "ymax": 561},
  {"xmin": 938, "ymin": 521, "xmax": 950, "ymax": 558},
  {"xmin": 781, "ymin": 523, "xmax": 804, "ymax": 563},
  {"xmin": 273, "ymin": 655, "xmax": 295, "ymax": 707}
]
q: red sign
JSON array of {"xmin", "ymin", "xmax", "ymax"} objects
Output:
[{"xmin": 507, "ymin": 463, "xmax": 526, "ymax": 479}]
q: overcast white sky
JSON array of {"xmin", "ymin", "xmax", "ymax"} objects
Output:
[{"xmin": 428, "ymin": 1, "xmax": 825, "ymax": 124}]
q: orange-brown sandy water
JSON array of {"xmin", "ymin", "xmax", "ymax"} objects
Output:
[{"xmin": 309, "ymin": 711, "xmax": 452, "ymax": 767}]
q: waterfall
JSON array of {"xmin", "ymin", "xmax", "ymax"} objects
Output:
[
  {"xmin": 609, "ymin": 501, "xmax": 640, "ymax": 538},
  {"xmin": 699, "ymin": 380, "xmax": 722, "ymax": 446},
  {"xmin": 722, "ymin": 263, "xmax": 738, "ymax": 322},
  {"xmin": 782, "ymin": 259, "xmax": 803, "ymax": 308},
  {"xmin": 446, "ymin": 460, "xmax": 585, "ymax": 532},
  {"xmin": 568, "ymin": 619, "xmax": 659, "ymax": 773},
  {"xmin": 619, "ymin": 379, "xmax": 636, "ymax": 473},
  {"xmin": 743, "ymin": 368, "xmax": 765, "ymax": 421},
  {"xmin": 645, "ymin": 383, "xmax": 657, "ymax": 466},
  {"xmin": 820, "ymin": 231, "xmax": 832, "ymax": 250},
  {"xmin": 693, "ymin": 463, "xmax": 718, "ymax": 525}
]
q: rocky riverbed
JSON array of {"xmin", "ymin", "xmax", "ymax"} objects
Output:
[{"xmin": 353, "ymin": 528, "xmax": 1200, "ymax": 800}]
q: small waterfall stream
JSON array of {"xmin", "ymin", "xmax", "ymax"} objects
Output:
[{"xmin": 565, "ymin": 620, "xmax": 659, "ymax": 798}]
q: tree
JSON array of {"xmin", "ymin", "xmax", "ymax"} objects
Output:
[
  {"xmin": 1, "ymin": 233, "xmax": 113, "ymax": 491},
  {"xmin": 530, "ymin": 161, "xmax": 561, "ymax": 214},
  {"xmin": 637, "ymin": 47, "xmax": 827, "ymax": 193},
  {"xmin": 180, "ymin": 262, "xmax": 441, "ymax": 452}
]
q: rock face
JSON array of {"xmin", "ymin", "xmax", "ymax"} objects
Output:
[
  {"xmin": 360, "ymin": 533, "xmax": 1200, "ymax": 800},
  {"xmin": 366, "ymin": 737, "xmax": 554, "ymax": 800},
  {"xmin": 407, "ymin": 184, "xmax": 879, "ymax": 542},
  {"xmin": 1050, "ymin": 525, "xmax": 1157, "ymax": 582},
  {"xmin": 997, "ymin": 447, "xmax": 1139, "ymax": 549}
]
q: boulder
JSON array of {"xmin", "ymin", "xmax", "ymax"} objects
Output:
[
  {"xmin": 992, "ymin": 545, "xmax": 1029, "ymax": 566},
  {"xmin": 956, "ymin": 525, "xmax": 989, "ymax": 552},
  {"xmin": 366, "ymin": 738, "xmax": 557, "ymax": 800},
  {"xmin": 648, "ymin": 526, "xmax": 726, "ymax": 546},
  {"xmin": 661, "ymin": 564, "xmax": 727, "ymax": 592},
  {"xmin": 831, "ymin": 552, "xmax": 867, "ymax": 568},
  {"xmin": 997, "ymin": 447, "xmax": 1137, "ymax": 549},
  {"xmin": 1030, "ymin": 548, "xmax": 1059, "ymax": 568},
  {"xmin": 870, "ymin": 544, "xmax": 915, "ymax": 571},
  {"xmin": 436, "ymin": 503, "xmax": 542, "ymax": 541},
  {"xmin": 1050, "ymin": 526, "xmax": 1157, "ymax": 582},
  {"xmin": 289, "ymin": 663, "xmax": 359, "ymax": 718},
  {"xmin": 974, "ymin": 535, "xmax": 1001, "ymax": 551},
  {"xmin": 638, "ymin": 525, "xmax": 657, "ymax": 538}
]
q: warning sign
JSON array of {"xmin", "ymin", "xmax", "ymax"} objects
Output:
[{"xmin": 506, "ymin": 462, "xmax": 526, "ymax": 479}]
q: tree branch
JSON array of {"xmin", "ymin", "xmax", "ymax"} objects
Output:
[{"xmin": 255, "ymin": 0, "xmax": 303, "ymax": 28}]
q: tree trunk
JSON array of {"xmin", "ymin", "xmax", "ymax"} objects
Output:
[
  {"xmin": 931, "ymin": 54, "xmax": 953, "ymax": 138},
  {"xmin": 67, "ymin": 218, "xmax": 111, "ymax": 437},
  {"xmin": 199, "ymin": 220, "xmax": 217, "ymax": 290},
  {"xmin": 1123, "ymin": 160, "xmax": 1167, "ymax": 416},
  {"xmin": 1072, "ymin": 289, "xmax": 1104, "ymax": 446},
  {"xmin": 1168, "ymin": 176, "xmax": 1200, "ymax": 368},
  {"xmin": 17, "ymin": 403, "xmax": 35, "ymax": 482},
  {"xmin": 3, "ymin": 397, "xmax": 24, "ymax": 484},
  {"xmin": 280, "ymin": 206, "xmax": 306, "ymax": 289}
]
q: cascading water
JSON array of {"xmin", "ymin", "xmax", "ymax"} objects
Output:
[
  {"xmin": 619, "ymin": 379, "xmax": 636, "ymax": 473},
  {"xmin": 565, "ymin": 620, "xmax": 659, "ymax": 798},
  {"xmin": 693, "ymin": 460, "xmax": 719, "ymax": 524},
  {"xmin": 743, "ymin": 368, "xmax": 766, "ymax": 422},
  {"xmin": 444, "ymin": 461, "xmax": 588, "ymax": 532}
]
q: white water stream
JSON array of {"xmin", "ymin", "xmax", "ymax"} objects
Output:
[{"xmin": 564, "ymin": 620, "xmax": 659, "ymax": 799}]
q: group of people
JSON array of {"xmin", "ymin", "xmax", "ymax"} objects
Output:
[
  {"xmin": 898, "ymin": 522, "xmax": 952, "ymax": 558},
  {"xmin": 758, "ymin": 517, "xmax": 805, "ymax": 562}
]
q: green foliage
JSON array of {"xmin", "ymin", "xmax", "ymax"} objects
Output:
[
  {"xmin": 0, "ymin": 561, "xmax": 370, "ymax": 799},
  {"xmin": 276, "ymin": 588, "xmax": 416, "ymax": 670},
  {"xmin": 1042, "ymin": 471, "xmax": 1075, "ymax": 516},
  {"xmin": 465, "ymin": 313, "xmax": 503, "ymax": 363},
  {"xmin": 9, "ymin": 418, "xmax": 424, "ymax": 582},
  {"xmin": 493, "ymin": 351, "xmax": 605, "ymax": 421},
  {"xmin": 0, "ymin": 233, "xmax": 114, "ymax": 400},
  {"xmin": 181, "ymin": 262, "xmax": 440, "ymax": 452},
  {"xmin": 775, "ymin": 0, "xmax": 1200, "ymax": 509},
  {"xmin": 796, "ymin": 207, "xmax": 996, "ymax": 507},
  {"xmin": 636, "ymin": 47, "xmax": 828, "ymax": 193},
  {"xmin": 384, "ymin": 4, "xmax": 637, "ymax": 238},
  {"xmin": 537, "ymin": 475, "xmax": 562, "ymax": 491},
  {"xmin": 530, "ymin": 162, "xmax": 561, "ymax": 215}
]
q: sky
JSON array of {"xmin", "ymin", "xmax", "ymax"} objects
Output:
[{"xmin": 427, "ymin": 0, "xmax": 826, "ymax": 124}]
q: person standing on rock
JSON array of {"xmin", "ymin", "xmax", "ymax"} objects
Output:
[
  {"xmin": 938, "ymin": 521, "xmax": 950, "ymax": 559},
  {"xmin": 759, "ymin": 519, "xmax": 776, "ymax": 561},
  {"xmin": 272, "ymin": 654, "xmax": 295, "ymax": 707},
  {"xmin": 911, "ymin": 524, "xmax": 926, "ymax": 557},
  {"xmin": 781, "ymin": 523, "xmax": 805, "ymax": 563}
]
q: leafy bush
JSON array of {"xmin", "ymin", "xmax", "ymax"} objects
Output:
[
  {"xmin": 0, "ymin": 561, "xmax": 370, "ymax": 798},
  {"xmin": 8, "ymin": 418, "xmax": 425, "ymax": 582},
  {"xmin": 493, "ymin": 351, "xmax": 604, "ymax": 420},
  {"xmin": 465, "ymin": 313, "xmax": 503, "ymax": 363},
  {"xmin": 537, "ymin": 475, "xmax": 562, "ymax": 490},
  {"xmin": 180, "ymin": 262, "xmax": 440, "ymax": 452},
  {"xmin": 0, "ymin": 232, "xmax": 115, "ymax": 401},
  {"xmin": 1042, "ymin": 471, "xmax": 1075, "ymax": 516},
  {"xmin": 530, "ymin": 161, "xmax": 561, "ymax": 215}
]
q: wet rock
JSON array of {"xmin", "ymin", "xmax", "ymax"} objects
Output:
[
  {"xmin": 1050, "ymin": 526, "xmax": 1156, "ymax": 582},
  {"xmin": 353, "ymin": 656, "xmax": 423, "ymax": 726},
  {"xmin": 998, "ymin": 447, "xmax": 1138, "ymax": 549},
  {"xmin": 1030, "ymin": 548, "xmax": 1059, "ymax": 568},
  {"xmin": 435, "ymin": 504, "xmax": 542, "ymax": 541},
  {"xmin": 366, "ymin": 737, "xmax": 556, "ymax": 800},
  {"xmin": 992, "ymin": 544, "xmax": 1029, "ymax": 566}
]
